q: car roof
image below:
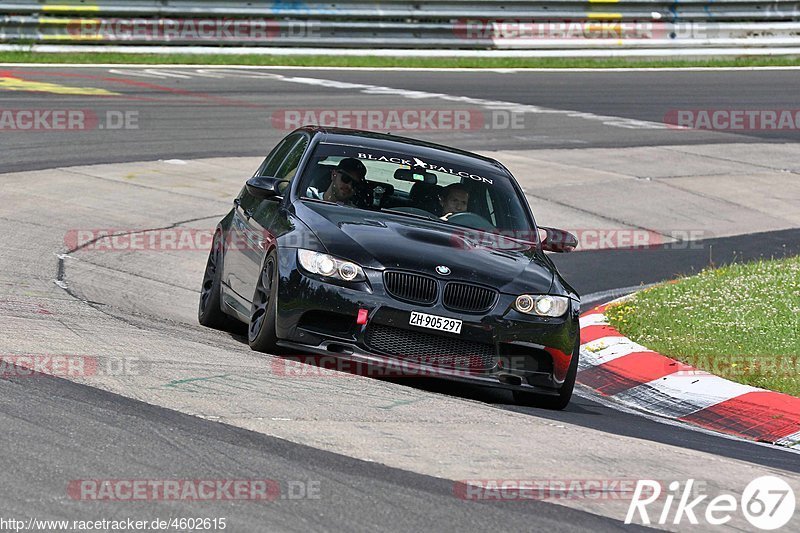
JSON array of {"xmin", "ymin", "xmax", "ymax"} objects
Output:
[{"xmin": 294, "ymin": 126, "xmax": 512, "ymax": 177}]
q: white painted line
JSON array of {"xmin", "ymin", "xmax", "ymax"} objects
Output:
[
  {"xmin": 614, "ymin": 373, "xmax": 761, "ymax": 419},
  {"xmin": 206, "ymin": 70, "xmax": 667, "ymax": 130},
  {"xmin": 5, "ymin": 64, "xmax": 800, "ymax": 72}
]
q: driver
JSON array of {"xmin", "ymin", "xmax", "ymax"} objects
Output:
[
  {"xmin": 308, "ymin": 158, "xmax": 367, "ymax": 205},
  {"xmin": 439, "ymin": 183, "xmax": 469, "ymax": 216}
]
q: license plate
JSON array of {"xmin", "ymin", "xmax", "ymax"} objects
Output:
[{"xmin": 409, "ymin": 311, "xmax": 462, "ymax": 334}]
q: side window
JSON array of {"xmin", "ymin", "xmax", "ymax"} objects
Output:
[
  {"xmin": 275, "ymin": 136, "xmax": 310, "ymax": 182},
  {"xmin": 257, "ymin": 133, "xmax": 303, "ymax": 178},
  {"xmin": 249, "ymin": 137, "xmax": 308, "ymax": 220},
  {"xmin": 239, "ymin": 134, "xmax": 302, "ymax": 213}
]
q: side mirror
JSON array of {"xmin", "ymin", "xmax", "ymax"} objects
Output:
[
  {"xmin": 246, "ymin": 176, "xmax": 288, "ymax": 200},
  {"xmin": 540, "ymin": 226, "xmax": 578, "ymax": 253}
]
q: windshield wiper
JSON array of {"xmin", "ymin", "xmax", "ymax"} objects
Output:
[
  {"xmin": 299, "ymin": 197, "xmax": 338, "ymax": 206},
  {"xmin": 380, "ymin": 208, "xmax": 440, "ymax": 222}
]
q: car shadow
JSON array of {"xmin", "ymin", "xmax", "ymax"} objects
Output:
[
  {"xmin": 271, "ymin": 348, "xmax": 592, "ymax": 414},
  {"xmin": 220, "ymin": 325, "xmax": 592, "ymax": 414}
]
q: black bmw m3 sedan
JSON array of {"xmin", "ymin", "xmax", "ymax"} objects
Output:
[{"xmin": 199, "ymin": 126, "xmax": 581, "ymax": 409}]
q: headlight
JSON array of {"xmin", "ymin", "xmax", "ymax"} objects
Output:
[
  {"xmin": 514, "ymin": 294, "xmax": 570, "ymax": 317},
  {"xmin": 297, "ymin": 249, "xmax": 366, "ymax": 282}
]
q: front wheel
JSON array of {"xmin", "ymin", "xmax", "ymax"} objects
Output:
[
  {"xmin": 248, "ymin": 250, "xmax": 279, "ymax": 353},
  {"xmin": 513, "ymin": 337, "xmax": 580, "ymax": 410}
]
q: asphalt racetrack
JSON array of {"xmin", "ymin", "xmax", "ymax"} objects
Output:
[{"xmin": 1, "ymin": 66, "xmax": 799, "ymax": 531}]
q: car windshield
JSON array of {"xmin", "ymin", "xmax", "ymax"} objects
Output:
[{"xmin": 297, "ymin": 142, "xmax": 534, "ymax": 236}]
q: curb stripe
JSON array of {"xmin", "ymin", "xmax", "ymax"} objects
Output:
[
  {"xmin": 579, "ymin": 313, "xmax": 607, "ymax": 328},
  {"xmin": 615, "ymin": 373, "xmax": 760, "ymax": 419},
  {"xmin": 776, "ymin": 431, "xmax": 800, "ymax": 449},
  {"xmin": 578, "ymin": 351, "xmax": 679, "ymax": 396},
  {"xmin": 680, "ymin": 392, "xmax": 800, "ymax": 442},
  {"xmin": 580, "ymin": 336, "xmax": 653, "ymax": 368},
  {"xmin": 579, "ymin": 301, "xmax": 800, "ymax": 447},
  {"xmin": 580, "ymin": 323, "xmax": 622, "ymax": 344},
  {"xmin": 589, "ymin": 304, "xmax": 610, "ymax": 315}
]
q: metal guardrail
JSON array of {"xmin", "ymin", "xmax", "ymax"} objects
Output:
[
  {"xmin": 1, "ymin": 1, "xmax": 800, "ymax": 20},
  {"xmin": 0, "ymin": 1, "xmax": 799, "ymax": 51}
]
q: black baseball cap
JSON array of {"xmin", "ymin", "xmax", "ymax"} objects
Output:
[{"xmin": 336, "ymin": 158, "xmax": 367, "ymax": 180}]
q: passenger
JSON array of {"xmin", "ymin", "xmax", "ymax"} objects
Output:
[{"xmin": 439, "ymin": 183, "xmax": 470, "ymax": 216}]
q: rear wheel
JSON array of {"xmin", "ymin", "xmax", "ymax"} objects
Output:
[
  {"xmin": 513, "ymin": 337, "xmax": 580, "ymax": 410},
  {"xmin": 198, "ymin": 230, "xmax": 231, "ymax": 330},
  {"xmin": 248, "ymin": 250, "xmax": 279, "ymax": 353}
]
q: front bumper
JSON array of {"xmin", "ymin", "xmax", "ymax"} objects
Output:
[{"xmin": 274, "ymin": 250, "xmax": 580, "ymax": 392}]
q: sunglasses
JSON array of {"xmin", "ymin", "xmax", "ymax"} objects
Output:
[{"xmin": 335, "ymin": 170, "xmax": 362, "ymax": 185}]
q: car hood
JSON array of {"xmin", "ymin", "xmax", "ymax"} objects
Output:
[{"xmin": 294, "ymin": 201, "xmax": 554, "ymax": 294}]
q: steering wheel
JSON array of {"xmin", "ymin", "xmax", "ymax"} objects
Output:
[
  {"xmin": 442, "ymin": 212, "xmax": 495, "ymax": 231},
  {"xmin": 350, "ymin": 180, "xmax": 374, "ymax": 209}
]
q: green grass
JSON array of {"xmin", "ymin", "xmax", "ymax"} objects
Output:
[
  {"xmin": 605, "ymin": 256, "xmax": 800, "ymax": 396},
  {"xmin": 1, "ymin": 51, "xmax": 800, "ymax": 68}
]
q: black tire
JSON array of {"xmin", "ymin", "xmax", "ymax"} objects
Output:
[
  {"xmin": 248, "ymin": 249, "xmax": 279, "ymax": 353},
  {"xmin": 513, "ymin": 336, "xmax": 580, "ymax": 410},
  {"xmin": 198, "ymin": 229, "xmax": 231, "ymax": 330}
]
